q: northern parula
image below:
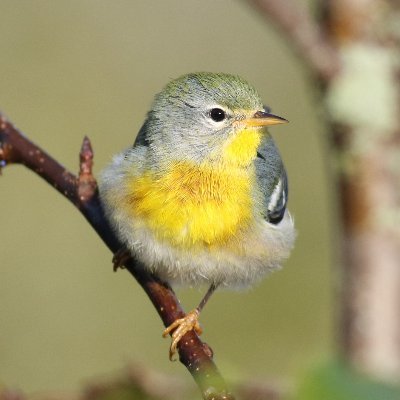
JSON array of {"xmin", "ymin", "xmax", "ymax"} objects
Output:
[{"xmin": 100, "ymin": 72, "xmax": 296, "ymax": 359}]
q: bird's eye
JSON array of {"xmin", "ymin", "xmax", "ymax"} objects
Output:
[
  {"xmin": 209, "ymin": 108, "xmax": 226, "ymax": 122},
  {"xmin": 263, "ymin": 105, "xmax": 272, "ymax": 114}
]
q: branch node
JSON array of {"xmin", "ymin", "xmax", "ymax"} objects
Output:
[
  {"xmin": 78, "ymin": 135, "xmax": 97, "ymax": 203},
  {"xmin": 79, "ymin": 136, "xmax": 94, "ymax": 175}
]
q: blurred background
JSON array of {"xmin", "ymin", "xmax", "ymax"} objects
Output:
[{"xmin": 1, "ymin": 0, "xmax": 335, "ymax": 398}]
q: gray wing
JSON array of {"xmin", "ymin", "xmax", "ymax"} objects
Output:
[
  {"xmin": 122, "ymin": 120, "xmax": 151, "ymax": 162},
  {"xmin": 133, "ymin": 120, "xmax": 150, "ymax": 147},
  {"xmin": 255, "ymin": 135, "xmax": 288, "ymax": 225}
]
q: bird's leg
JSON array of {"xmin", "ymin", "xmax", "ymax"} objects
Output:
[
  {"xmin": 112, "ymin": 247, "xmax": 132, "ymax": 271},
  {"xmin": 163, "ymin": 283, "xmax": 218, "ymax": 360}
]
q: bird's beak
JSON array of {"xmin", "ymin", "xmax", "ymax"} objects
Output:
[{"xmin": 243, "ymin": 110, "xmax": 288, "ymax": 128}]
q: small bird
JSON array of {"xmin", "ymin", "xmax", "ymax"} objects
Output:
[{"xmin": 100, "ymin": 72, "xmax": 295, "ymax": 359}]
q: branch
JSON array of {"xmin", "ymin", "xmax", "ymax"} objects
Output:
[
  {"xmin": 246, "ymin": 0, "xmax": 340, "ymax": 81},
  {"xmin": 0, "ymin": 113, "xmax": 234, "ymax": 400}
]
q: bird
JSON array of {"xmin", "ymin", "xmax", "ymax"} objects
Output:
[{"xmin": 99, "ymin": 72, "xmax": 296, "ymax": 359}]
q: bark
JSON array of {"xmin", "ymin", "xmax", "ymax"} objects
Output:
[{"xmin": 247, "ymin": 0, "xmax": 400, "ymax": 382}]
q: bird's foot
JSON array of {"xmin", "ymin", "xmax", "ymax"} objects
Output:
[
  {"xmin": 112, "ymin": 247, "xmax": 131, "ymax": 272},
  {"xmin": 162, "ymin": 309, "xmax": 202, "ymax": 361}
]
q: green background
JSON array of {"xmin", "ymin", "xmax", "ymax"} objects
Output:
[{"xmin": 0, "ymin": 0, "xmax": 333, "ymax": 395}]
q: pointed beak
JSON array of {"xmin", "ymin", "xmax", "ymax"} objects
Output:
[{"xmin": 244, "ymin": 110, "xmax": 288, "ymax": 128}]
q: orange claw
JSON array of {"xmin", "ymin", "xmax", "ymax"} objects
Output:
[{"xmin": 163, "ymin": 309, "xmax": 203, "ymax": 360}]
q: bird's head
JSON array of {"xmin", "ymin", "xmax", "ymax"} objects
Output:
[{"xmin": 143, "ymin": 72, "xmax": 287, "ymax": 166}]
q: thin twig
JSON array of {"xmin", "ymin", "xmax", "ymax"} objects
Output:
[
  {"xmin": 0, "ymin": 113, "xmax": 234, "ymax": 400},
  {"xmin": 246, "ymin": 0, "xmax": 340, "ymax": 81}
]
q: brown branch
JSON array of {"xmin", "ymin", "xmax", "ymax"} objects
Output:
[
  {"xmin": 0, "ymin": 113, "xmax": 234, "ymax": 400},
  {"xmin": 246, "ymin": 0, "xmax": 340, "ymax": 81}
]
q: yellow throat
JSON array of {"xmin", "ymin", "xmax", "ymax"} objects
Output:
[{"xmin": 125, "ymin": 127, "xmax": 262, "ymax": 247}]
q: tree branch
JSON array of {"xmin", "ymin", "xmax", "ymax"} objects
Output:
[
  {"xmin": 249, "ymin": 0, "xmax": 400, "ymax": 383},
  {"xmin": 246, "ymin": 0, "xmax": 340, "ymax": 81},
  {"xmin": 0, "ymin": 113, "xmax": 234, "ymax": 400}
]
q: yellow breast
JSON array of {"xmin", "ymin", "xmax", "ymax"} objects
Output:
[
  {"xmin": 124, "ymin": 162, "xmax": 255, "ymax": 247},
  {"xmin": 124, "ymin": 127, "xmax": 261, "ymax": 248}
]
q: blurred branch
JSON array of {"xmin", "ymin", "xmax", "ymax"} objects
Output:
[
  {"xmin": 0, "ymin": 390, "xmax": 25, "ymax": 400},
  {"xmin": 84, "ymin": 364, "xmax": 191, "ymax": 400},
  {"xmin": 85, "ymin": 364, "xmax": 286, "ymax": 400},
  {"xmin": 322, "ymin": 0, "xmax": 400, "ymax": 382},
  {"xmin": 0, "ymin": 114, "xmax": 233, "ymax": 400},
  {"xmin": 246, "ymin": 0, "xmax": 340, "ymax": 81},
  {"xmin": 248, "ymin": 0, "xmax": 400, "ymax": 384},
  {"xmin": 1, "ymin": 363, "xmax": 286, "ymax": 400}
]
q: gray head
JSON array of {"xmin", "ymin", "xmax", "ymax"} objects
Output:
[{"xmin": 137, "ymin": 72, "xmax": 286, "ymax": 164}]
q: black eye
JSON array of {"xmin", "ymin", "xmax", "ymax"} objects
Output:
[
  {"xmin": 210, "ymin": 108, "xmax": 226, "ymax": 122},
  {"xmin": 263, "ymin": 105, "xmax": 272, "ymax": 114}
]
